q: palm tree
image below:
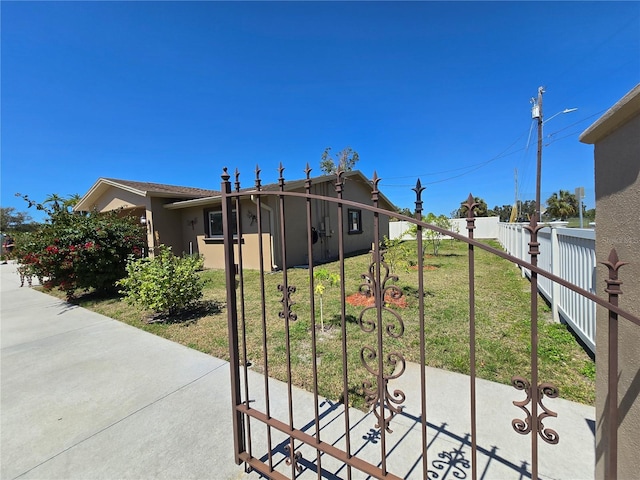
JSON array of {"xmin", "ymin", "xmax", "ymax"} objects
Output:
[
  {"xmin": 43, "ymin": 193, "xmax": 65, "ymax": 213},
  {"xmin": 62, "ymin": 194, "xmax": 81, "ymax": 212},
  {"xmin": 43, "ymin": 193, "xmax": 81, "ymax": 214},
  {"xmin": 545, "ymin": 190, "xmax": 578, "ymax": 220}
]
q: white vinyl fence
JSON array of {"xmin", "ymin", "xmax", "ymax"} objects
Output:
[
  {"xmin": 498, "ymin": 223, "xmax": 596, "ymax": 354},
  {"xmin": 390, "ymin": 217, "xmax": 500, "ymax": 241}
]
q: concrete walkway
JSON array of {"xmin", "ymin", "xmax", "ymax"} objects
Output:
[{"xmin": 1, "ymin": 261, "xmax": 596, "ymax": 479}]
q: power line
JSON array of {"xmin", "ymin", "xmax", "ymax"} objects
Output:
[
  {"xmin": 382, "ymin": 107, "xmax": 605, "ymax": 187},
  {"xmin": 383, "ymin": 128, "xmax": 530, "ymax": 181},
  {"xmin": 546, "ymin": 109, "xmax": 607, "ymax": 138},
  {"xmin": 381, "ymin": 113, "xmax": 597, "ymax": 189}
]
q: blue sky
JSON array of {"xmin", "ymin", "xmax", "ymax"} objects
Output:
[{"xmin": 2, "ymin": 1, "xmax": 638, "ymax": 222}]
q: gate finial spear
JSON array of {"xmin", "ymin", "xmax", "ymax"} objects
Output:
[
  {"xmin": 413, "ymin": 179, "xmax": 425, "ymax": 217},
  {"xmin": 255, "ymin": 164, "xmax": 262, "ymax": 190},
  {"xmin": 305, "ymin": 164, "xmax": 312, "ymax": 192},
  {"xmin": 463, "ymin": 193, "xmax": 478, "ymax": 232},
  {"xmin": 601, "ymin": 248, "xmax": 628, "ymax": 295},
  {"xmin": 463, "ymin": 193, "xmax": 478, "ymax": 217},
  {"xmin": 372, "ymin": 171, "xmax": 380, "ymax": 189},
  {"xmin": 278, "ymin": 163, "xmax": 285, "ymax": 190},
  {"xmin": 234, "ymin": 168, "xmax": 241, "ymax": 193},
  {"xmin": 371, "ymin": 171, "xmax": 380, "ymax": 204},
  {"xmin": 335, "ymin": 168, "xmax": 344, "ymax": 195}
]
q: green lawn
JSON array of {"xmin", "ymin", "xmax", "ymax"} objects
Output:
[{"xmin": 61, "ymin": 239, "xmax": 595, "ymax": 407}]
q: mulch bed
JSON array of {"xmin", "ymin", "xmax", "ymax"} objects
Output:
[{"xmin": 345, "ymin": 291, "xmax": 407, "ymax": 309}]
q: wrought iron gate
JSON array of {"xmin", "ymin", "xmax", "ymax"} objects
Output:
[{"xmin": 220, "ymin": 166, "xmax": 638, "ymax": 480}]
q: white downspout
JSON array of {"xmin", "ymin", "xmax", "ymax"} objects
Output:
[{"xmin": 251, "ymin": 195, "xmax": 277, "ymax": 270}]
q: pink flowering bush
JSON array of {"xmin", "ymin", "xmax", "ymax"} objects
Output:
[{"xmin": 14, "ymin": 200, "xmax": 145, "ymax": 299}]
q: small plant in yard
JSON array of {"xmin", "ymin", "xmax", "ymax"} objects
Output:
[
  {"xmin": 381, "ymin": 235, "xmax": 407, "ymax": 273},
  {"xmin": 406, "ymin": 213, "xmax": 453, "ymax": 257},
  {"xmin": 118, "ymin": 245, "xmax": 206, "ymax": 316},
  {"xmin": 313, "ymin": 267, "xmax": 340, "ymax": 331}
]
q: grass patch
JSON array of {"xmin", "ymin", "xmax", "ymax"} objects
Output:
[{"xmin": 48, "ymin": 239, "xmax": 595, "ymax": 407}]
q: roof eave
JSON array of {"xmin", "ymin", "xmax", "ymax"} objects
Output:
[
  {"xmin": 580, "ymin": 84, "xmax": 640, "ymax": 144},
  {"xmin": 163, "ymin": 170, "xmax": 396, "ymax": 212},
  {"xmin": 164, "ymin": 196, "xmax": 222, "ymax": 210},
  {"xmin": 74, "ymin": 178, "xmax": 147, "ymax": 212}
]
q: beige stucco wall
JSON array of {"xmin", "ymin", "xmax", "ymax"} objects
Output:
[
  {"xmin": 178, "ymin": 206, "xmax": 206, "ymax": 256},
  {"xmin": 148, "ymin": 197, "xmax": 183, "ymax": 255},
  {"xmin": 176, "ymin": 200, "xmax": 273, "ymax": 271},
  {"xmin": 581, "ymin": 85, "xmax": 640, "ymax": 479},
  {"xmin": 265, "ymin": 178, "xmax": 391, "ymax": 268},
  {"xmin": 91, "ymin": 186, "xmax": 149, "ymax": 213}
]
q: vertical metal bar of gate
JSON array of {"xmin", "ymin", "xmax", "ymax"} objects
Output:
[
  {"xmin": 221, "ymin": 168, "xmax": 245, "ymax": 464},
  {"xmin": 465, "ymin": 195, "xmax": 478, "ymax": 479},
  {"xmin": 254, "ymin": 167, "xmax": 275, "ymax": 472},
  {"xmin": 371, "ymin": 173, "xmax": 388, "ymax": 476},
  {"xmin": 528, "ymin": 218, "xmax": 541, "ymax": 479},
  {"xmin": 304, "ymin": 166, "xmax": 323, "ymax": 479},
  {"xmin": 277, "ymin": 165, "xmax": 298, "ymax": 478},
  {"xmin": 602, "ymin": 248, "xmax": 625, "ymax": 480},
  {"xmin": 608, "ymin": 286, "xmax": 619, "ymax": 480},
  {"xmin": 335, "ymin": 170, "xmax": 353, "ymax": 480},
  {"xmin": 413, "ymin": 180, "xmax": 428, "ymax": 480},
  {"xmin": 234, "ymin": 169, "xmax": 253, "ymax": 464}
]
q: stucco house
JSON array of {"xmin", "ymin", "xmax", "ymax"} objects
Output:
[
  {"xmin": 579, "ymin": 83, "xmax": 640, "ymax": 479},
  {"xmin": 74, "ymin": 170, "xmax": 395, "ymax": 270}
]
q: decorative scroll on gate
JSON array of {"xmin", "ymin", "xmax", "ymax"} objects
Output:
[{"xmin": 359, "ymin": 250, "xmax": 406, "ymax": 433}]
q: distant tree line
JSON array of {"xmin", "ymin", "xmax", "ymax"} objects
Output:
[
  {"xmin": 1, "ymin": 207, "xmax": 39, "ymax": 233},
  {"xmin": 392, "ymin": 190, "xmax": 594, "ymax": 223},
  {"xmin": 489, "ymin": 200, "xmax": 537, "ymax": 222}
]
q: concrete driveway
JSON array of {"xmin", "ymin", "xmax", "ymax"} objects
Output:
[{"xmin": 1, "ymin": 262, "xmax": 247, "ymax": 480}]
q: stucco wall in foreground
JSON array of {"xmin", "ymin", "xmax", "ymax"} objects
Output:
[{"xmin": 581, "ymin": 85, "xmax": 640, "ymax": 480}]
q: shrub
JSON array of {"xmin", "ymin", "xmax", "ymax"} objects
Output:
[
  {"xmin": 13, "ymin": 199, "xmax": 145, "ymax": 299},
  {"xmin": 118, "ymin": 245, "xmax": 206, "ymax": 315}
]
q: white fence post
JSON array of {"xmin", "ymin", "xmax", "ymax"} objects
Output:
[
  {"xmin": 520, "ymin": 224, "xmax": 527, "ymax": 278},
  {"xmin": 551, "ymin": 226, "xmax": 561, "ymax": 323}
]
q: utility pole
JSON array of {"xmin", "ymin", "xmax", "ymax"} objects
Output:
[
  {"xmin": 532, "ymin": 86, "xmax": 544, "ymax": 222},
  {"xmin": 514, "ymin": 168, "xmax": 519, "ymax": 220}
]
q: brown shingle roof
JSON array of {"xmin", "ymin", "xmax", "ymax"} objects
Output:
[{"xmin": 103, "ymin": 178, "xmax": 220, "ymax": 198}]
